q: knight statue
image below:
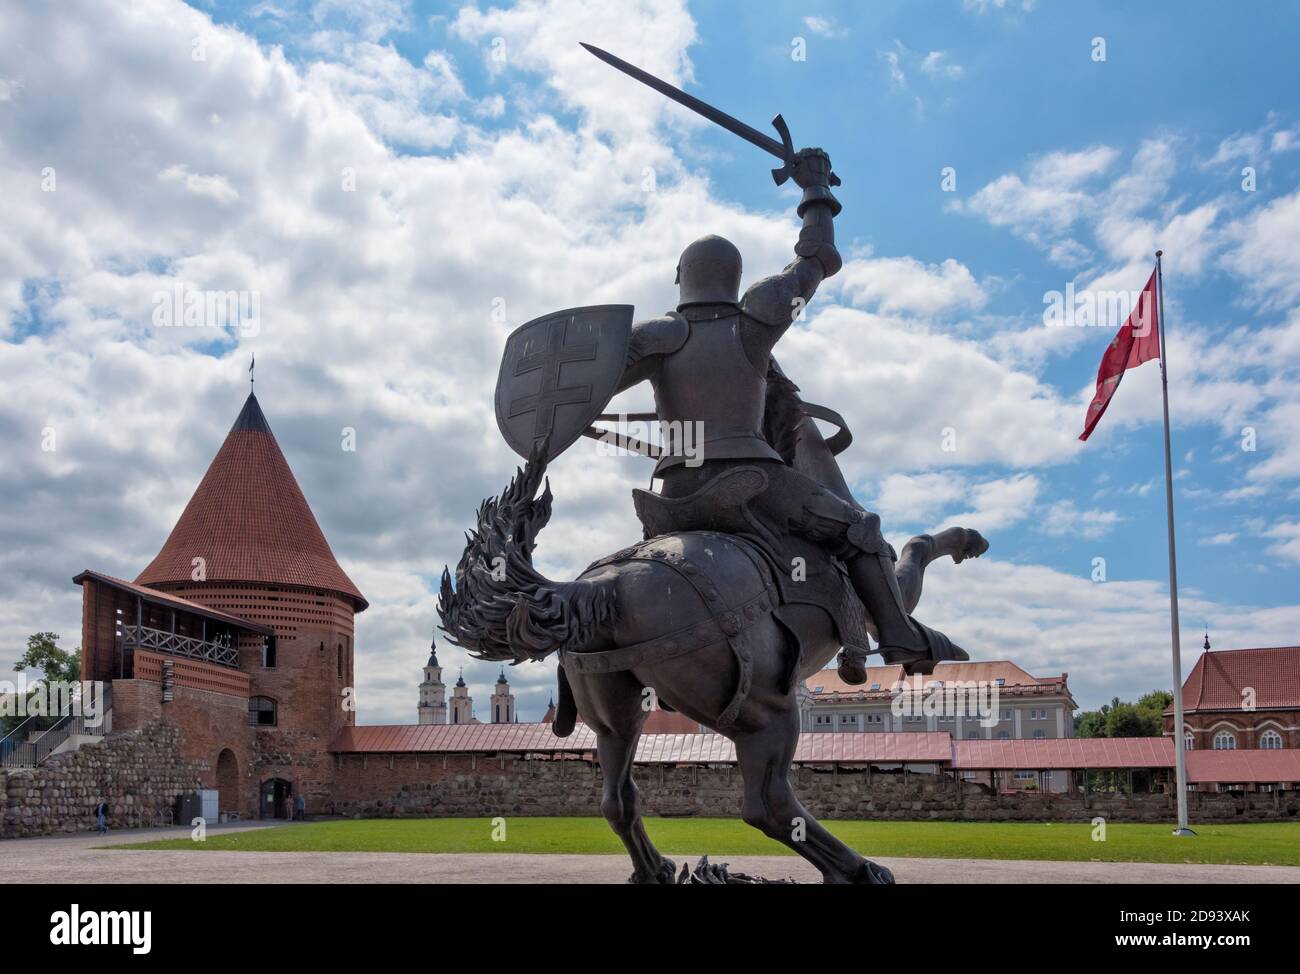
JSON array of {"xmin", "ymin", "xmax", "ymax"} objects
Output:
[{"xmin": 441, "ymin": 44, "xmax": 989, "ymax": 885}]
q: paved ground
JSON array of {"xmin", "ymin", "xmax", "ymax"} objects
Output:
[{"xmin": 4, "ymin": 823, "xmax": 1300, "ymax": 883}]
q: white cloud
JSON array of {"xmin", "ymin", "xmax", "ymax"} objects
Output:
[
  {"xmin": 1222, "ymin": 188, "xmax": 1300, "ymax": 311},
  {"xmin": 963, "ymin": 0, "xmax": 1036, "ymax": 12},
  {"xmin": 880, "ymin": 48, "xmax": 905, "ymax": 87},
  {"xmin": 1039, "ymin": 500, "xmax": 1121, "ymax": 540},
  {"xmin": 311, "ymin": 0, "xmax": 411, "ymax": 42},
  {"xmin": 451, "ymin": 0, "xmax": 699, "ymax": 143},
  {"xmin": 1266, "ymin": 521, "xmax": 1300, "ymax": 564},
  {"xmin": 919, "ymin": 51, "xmax": 964, "ymax": 80},
  {"xmin": 304, "ymin": 42, "xmax": 465, "ymax": 149},
  {"xmin": 833, "ymin": 255, "xmax": 986, "ymax": 316},
  {"xmin": 157, "ymin": 164, "xmax": 240, "ymax": 204},
  {"xmin": 958, "ymin": 146, "xmax": 1118, "ymax": 245},
  {"xmin": 802, "ymin": 16, "xmax": 846, "ymax": 39},
  {"xmin": 1199, "ymin": 532, "xmax": 1239, "ymax": 546}
]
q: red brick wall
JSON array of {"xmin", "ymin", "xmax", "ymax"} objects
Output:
[
  {"xmin": 110, "ymin": 678, "xmax": 257, "ymax": 818},
  {"xmin": 1168, "ymin": 711, "xmax": 1300, "ymax": 749},
  {"xmin": 149, "ymin": 581, "xmax": 358, "ymax": 814}
]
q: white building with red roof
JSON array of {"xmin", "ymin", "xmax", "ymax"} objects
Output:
[{"xmin": 800, "ymin": 660, "xmax": 1077, "ymax": 742}]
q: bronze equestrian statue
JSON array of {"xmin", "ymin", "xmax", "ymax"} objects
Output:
[{"xmin": 439, "ymin": 46, "xmax": 988, "ymax": 884}]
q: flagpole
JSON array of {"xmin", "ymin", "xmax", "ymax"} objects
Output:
[{"xmin": 1156, "ymin": 250, "xmax": 1194, "ymax": 836}]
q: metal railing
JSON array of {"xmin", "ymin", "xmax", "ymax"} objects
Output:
[
  {"xmin": 0, "ymin": 715, "xmax": 39, "ymax": 767},
  {"xmin": 121, "ymin": 624, "xmax": 239, "ymax": 667},
  {"xmin": 0, "ymin": 711, "xmax": 113, "ymax": 769}
]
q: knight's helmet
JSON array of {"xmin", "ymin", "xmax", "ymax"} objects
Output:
[{"xmin": 675, "ymin": 234, "xmax": 742, "ymax": 309}]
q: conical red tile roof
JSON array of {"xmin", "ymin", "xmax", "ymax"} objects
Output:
[{"xmin": 136, "ymin": 392, "xmax": 367, "ymax": 610}]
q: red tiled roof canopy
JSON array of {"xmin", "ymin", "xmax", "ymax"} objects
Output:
[
  {"xmin": 952, "ymin": 737, "xmax": 1175, "ymax": 770},
  {"xmin": 1185, "ymin": 749, "xmax": 1300, "ymax": 784},
  {"xmin": 1177, "ymin": 646, "xmax": 1300, "ymax": 712},
  {"xmin": 330, "ymin": 723, "xmax": 954, "ymax": 764},
  {"xmin": 135, "ymin": 393, "xmax": 366, "ymax": 610}
]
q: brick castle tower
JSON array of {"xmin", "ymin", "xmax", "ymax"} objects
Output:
[{"xmin": 77, "ymin": 389, "xmax": 366, "ymax": 818}]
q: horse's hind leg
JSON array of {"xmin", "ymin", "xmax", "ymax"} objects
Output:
[
  {"xmin": 595, "ymin": 733, "xmax": 675, "ymax": 884},
  {"xmin": 571, "ymin": 670, "xmax": 676, "ymax": 884},
  {"xmin": 734, "ymin": 708, "xmax": 894, "ymax": 885}
]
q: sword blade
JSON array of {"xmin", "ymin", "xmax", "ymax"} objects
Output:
[{"xmin": 580, "ymin": 42, "xmax": 787, "ymax": 162}]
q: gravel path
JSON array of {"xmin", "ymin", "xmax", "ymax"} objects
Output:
[{"xmin": 3, "ymin": 823, "xmax": 1299, "ymax": 884}]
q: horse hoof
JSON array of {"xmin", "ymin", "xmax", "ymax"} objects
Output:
[
  {"xmin": 627, "ymin": 858, "xmax": 677, "ymax": 884},
  {"xmin": 952, "ymin": 528, "xmax": 989, "ymax": 563},
  {"xmin": 838, "ymin": 656, "xmax": 868, "ymax": 685},
  {"xmin": 854, "ymin": 859, "xmax": 896, "ymax": 885}
]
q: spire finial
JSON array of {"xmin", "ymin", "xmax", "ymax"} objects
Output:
[
  {"xmin": 1203, "ymin": 630, "xmax": 1211, "ymax": 651},
  {"xmin": 249, "ymin": 353, "xmax": 255, "ymax": 390}
]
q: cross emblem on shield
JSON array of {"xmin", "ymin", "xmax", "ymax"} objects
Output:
[{"xmin": 494, "ymin": 305, "xmax": 633, "ymax": 461}]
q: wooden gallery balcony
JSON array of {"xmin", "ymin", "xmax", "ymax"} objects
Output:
[
  {"xmin": 73, "ymin": 569, "xmax": 275, "ymax": 681},
  {"xmin": 120, "ymin": 624, "xmax": 240, "ymax": 667}
]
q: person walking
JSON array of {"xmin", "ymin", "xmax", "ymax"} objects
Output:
[
  {"xmin": 94, "ymin": 799, "xmax": 108, "ymax": 834},
  {"xmin": 295, "ymin": 793, "xmax": 305, "ymax": 822}
]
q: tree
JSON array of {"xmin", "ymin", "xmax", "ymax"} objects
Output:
[
  {"xmin": 1137, "ymin": 689, "xmax": 1173, "ymax": 713},
  {"xmin": 1074, "ymin": 689, "xmax": 1170, "ymax": 739},
  {"xmin": 14, "ymin": 632, "xmax": 80, "ymax": 683},
  {"xmin": 1074, "ymin": 710, "xmax": 1108, "ymax": 738},
  {"xmin": 1104, "ymin": 703, "xmax": 1162, "ymax": 738},
  {"xmin": 2, "ymin": 633, "xmax": 82, "ymax": 736}
]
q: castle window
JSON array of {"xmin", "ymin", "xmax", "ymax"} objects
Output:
[
  {"xmin": 1260, "ymin": 730, "xmax": 1283, "ymax": 750},
  {"xmin": 1184, "ymin": 732, "xmax": 1194, "ymax": 751},
  {"xmin": 1212, "ymin": 730, "xmax": 1237, "ymax": 750},
  {"xmin": 337, "ymin": 644, "xmax": 343, "ymax": 678},
  {"xmin": 262, "ymin": 638, "xmax": 276, "ymax": 668},
  {"xmin": 248, "ymin": 696, "xmax": 277, "ymax": 727}
]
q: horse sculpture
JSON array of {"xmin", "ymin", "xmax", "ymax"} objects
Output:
[{"xmin": 438, "ymin": 444, "xmax": 988, "ymax": 884}]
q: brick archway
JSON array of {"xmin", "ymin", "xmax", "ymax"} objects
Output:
[{"xmin": 215, "ymin": 748, "xmax": 240, "ymax": 818}]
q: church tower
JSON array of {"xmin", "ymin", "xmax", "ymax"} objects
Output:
[
  {"xmin": 449, "ymin": 670, "xmax": 474, "ymax": 724},
  {"xmin": 418, "ymin": 638, "xmax": 447, "ymax": 725},
  {"xmin": 490, "ymin": 668, "xmax": 516, "ymax": 723}
]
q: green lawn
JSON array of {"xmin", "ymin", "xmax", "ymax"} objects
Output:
[{"xmin": 117, "ymin": 817, "xmax": 1300, "ymax": 866}]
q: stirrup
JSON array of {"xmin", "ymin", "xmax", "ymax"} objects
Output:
[{"xmin": 878, "ymin": 617, "xmax": 968, "ymax": 675}]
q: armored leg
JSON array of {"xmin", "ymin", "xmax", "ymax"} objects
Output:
[{"xmin": 776, "ymin": 471, "xmax": 968, "ymax": 677}]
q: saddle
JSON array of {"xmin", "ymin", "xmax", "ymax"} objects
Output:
[{"xmin": 632, "ymin": 466, "xmax": 872, "ymax": 665}]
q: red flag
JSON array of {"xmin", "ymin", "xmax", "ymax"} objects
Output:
[{"xmin": 1078, "ymin": 268, "xmax": 1160, "ymax": 441}]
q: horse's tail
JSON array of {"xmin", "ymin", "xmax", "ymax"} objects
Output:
[{"xmin": 437, "ymin": 443, "xmax": 618, "ymax": 664}]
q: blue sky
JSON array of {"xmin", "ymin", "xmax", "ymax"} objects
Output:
[{"xmin": 3, "ymin": 0, "xmax": 1299, "ymax": 720}]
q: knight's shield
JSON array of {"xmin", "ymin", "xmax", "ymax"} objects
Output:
[{"xmin": 494, "ymin": 304, "xmax": 633, "ymax": 461}]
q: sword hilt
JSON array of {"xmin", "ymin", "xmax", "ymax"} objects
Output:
[
  {"xmin": 769, "ymin": 115, "xmax": 841, "ymax": 188},
  {"xmin": 769, "ymin": 115, "xmax": 795, "ymax": 186}
]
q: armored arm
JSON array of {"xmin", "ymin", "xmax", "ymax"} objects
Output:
[
  {"xmin": 741, "ymin": 148, "xmax": 843, "ymax": 331},
  {"xmin": 615, "ymin": 311, "xmax": 688, "ymax": 393}
]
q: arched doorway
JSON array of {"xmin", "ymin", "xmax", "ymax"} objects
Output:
[
  {"xmin": 259, "ymin": 777, "xmax": 292, "ymax": 820},
  {"xmin": 215, "ymin": 749, "xmax": 240, "ymax": 818}
]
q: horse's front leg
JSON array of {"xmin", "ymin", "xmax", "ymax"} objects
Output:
[{"xmin": 895, "ymin": 527, "xmax": 989, "ymax": 613}]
